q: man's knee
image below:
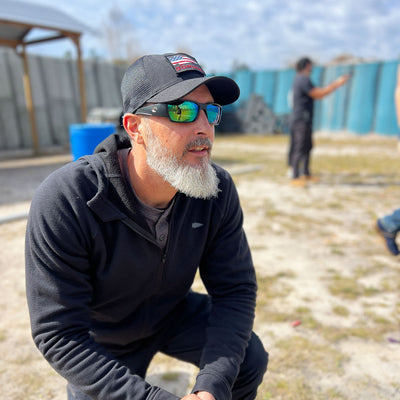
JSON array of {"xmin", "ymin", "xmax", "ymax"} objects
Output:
[
  {"xmin": 253, "ymin": 334, "xmax": 268, "ymax": 375},
  {"xmin": 232, "ymin": 334, "xmax": 268, "ymax": 399},
  {"xmin": 243, "ymin": 333, "xmax": 268, "ymax": 378}
]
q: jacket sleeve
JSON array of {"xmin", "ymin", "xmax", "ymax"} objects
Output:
[
  {"xmin": 25, "ymin": 166, "xmax": 179, "ymax": 400},
  {"xmin": 192, "ymin": 171, "xmax": 257, "ymax": 400}
]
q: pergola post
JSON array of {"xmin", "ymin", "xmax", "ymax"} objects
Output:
[
  {"xmin": 72, "ymin": 34, "xmax": 87, "ymax": 123},
  {"xmin": 21, "ymin": 43, "xmax": 39, "ymax": 154},
  {"xmin": 0, "ymin": 9, "xmax": 91, "ymax": 154}
]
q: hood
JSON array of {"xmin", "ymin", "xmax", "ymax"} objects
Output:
[
  {"xmin": 83, "ymin": 132, "xmax": 135, "ymax": 223},
  {"xmin": 94, "ymin": 131, "xmax": 131, "ymax": 156}
]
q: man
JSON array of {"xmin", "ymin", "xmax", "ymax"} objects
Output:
[
  {"xmin": 375, "ymin": 64, "xmax": 400, "ymax": 255},
  {"xmin": 289, "ymin": 57, "xmax": 351, "ymax": 187},
  {"xmin": 25, "ymin": 52, "xmax": 268, "ymax": 400}
]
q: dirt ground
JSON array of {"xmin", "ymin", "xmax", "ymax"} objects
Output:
[{"xmin": 0, "ymin": 133, "xmax": 399, "ymax": 400}]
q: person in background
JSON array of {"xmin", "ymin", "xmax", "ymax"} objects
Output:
[
  {"xmin": 375, "ymin": 64, "xmax": 400, "ymax": 256},
  {"xmin": 25, "ymin": 52, "xmax": 268, "ymax": 400},
  {"xmin": 289, "ymin": 57, "xmax": 351, "ymax": 187}
]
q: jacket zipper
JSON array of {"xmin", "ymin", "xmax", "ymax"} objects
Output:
[{"xmin": 157, "ymin": 201, "xmax": 176, "ymax": 286}]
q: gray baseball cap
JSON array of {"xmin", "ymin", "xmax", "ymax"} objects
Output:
[{"xmin": 121, "ymin": 52, "xmax": 240, "ymax": 113}]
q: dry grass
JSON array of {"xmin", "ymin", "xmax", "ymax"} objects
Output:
[
  {"xmin": 213, "ymin": 133, "xmax": 400, "ymax": 400},
  {"xmin": 1, "ymin": 133, "xmax": 400, "ymax": 399}
]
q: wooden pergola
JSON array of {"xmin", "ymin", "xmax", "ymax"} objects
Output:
[{"xmin": 0, "ymin": 1, "xmax": 92, "ymax": 153}]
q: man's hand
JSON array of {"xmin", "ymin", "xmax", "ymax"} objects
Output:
[
  {"xmin": 194, "ymin": 391, "xmax": 216, "ymax": 400},
  {"xmin": 180, "ymin": 395, "xmax": 202, "ymax": 400},
  {"xmin": 180, "ymin": 391, "xmax": 216, "ymax": 400}
]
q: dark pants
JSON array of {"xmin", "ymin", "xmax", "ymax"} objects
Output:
[
  {"xmin": 67, "ymin": 292, "xmax": 268, "ymax": 400},
  {"xmin": 290, "ymin": 120, "xmax": 313, "ymax": 178}
]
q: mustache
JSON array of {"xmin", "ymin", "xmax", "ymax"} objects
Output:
[{"xmin": 184, "ymin": 137, "xmax": 213, "ymax": 153}]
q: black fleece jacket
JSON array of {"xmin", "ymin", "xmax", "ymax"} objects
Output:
[{"xmin": 25, "ymin": 133, "xmax": 257, "ymax": 400}]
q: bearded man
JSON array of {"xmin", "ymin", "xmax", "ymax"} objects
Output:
[{"xmin": 25, "ymin": 53, "xmax": 268, "ymax": 400}]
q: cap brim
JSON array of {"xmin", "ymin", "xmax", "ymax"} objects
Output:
[{"xmin": 147, "ymin": 76, "xmax": 240, "ymax": 106}]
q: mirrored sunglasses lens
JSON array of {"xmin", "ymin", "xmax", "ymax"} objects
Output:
[
  {"xmin": 206, "ymin": 104, "xmax": 221, "ymax": 124},
  {"xmin": 168, "ymin": 102, "xmax": 198, "ymax": 122}
]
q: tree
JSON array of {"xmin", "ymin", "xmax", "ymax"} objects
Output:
[
  {"xmin": 103, "ymin": 4, "xmax": 142, "ymax": 64},
  {"xmin": 232, "ymin": 59, "xmax": 250, "ymax": 71}
]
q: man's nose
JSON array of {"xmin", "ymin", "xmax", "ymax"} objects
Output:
[{"xmin": 194, "ymin": 109, "xmax": 215, "ymax": 135}]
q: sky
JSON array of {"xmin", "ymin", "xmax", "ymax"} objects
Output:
[{"xmin": 16, "ymin": 0, "xmax": 400, "ymax": 73}]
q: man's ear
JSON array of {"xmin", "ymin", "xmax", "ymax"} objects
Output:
[{"xmin": 123, "ymin": 114, "xmax": 145, "ymax": 144}]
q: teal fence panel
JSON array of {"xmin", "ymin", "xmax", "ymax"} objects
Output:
[
  {"xmin": 346, "ymin": 62, "xmax": 380, "ymax": 134},
  {"xmin": 253, "ymin": 70, "xmax": 276, "ymax": 108},
  {"xmin": 374, "ymin": 60, "xmax": 399, "ymax": 135},
  {"xmin": 319, "ymin": 64, "xmax": 353, "ymax": 131},
  {"xmin": 310, "ymin": 66, "xmax": 324, "ymax": 131},
  {"xmin": 233, "ymin": 70, "xmax": 254, "ymax": 107},
  {"xmin": 332, "ymin": 64, "xmax": 353, "ymax": 131},
  {"xmin": 216, "ymin": 59, "xmax": 399, "ymax": 135},
  {"xmin": 217, "ymin": 71, "xmax": 236, "ymax": 113},
  {"xmin": 318, "ymin": 66, "xmax": 337, "ymax": 131},
  {"xmin": 273, "ymin": 69, "xmax": 295, "ymax": 115}
]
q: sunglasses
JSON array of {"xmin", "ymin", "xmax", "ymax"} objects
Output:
[{"xmin": 135, "ymin": 101, "xmax": 222, "ymax": 125}]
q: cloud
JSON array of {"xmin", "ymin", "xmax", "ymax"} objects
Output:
[{"xmin": 17, "ymin": 0, "xmax": 400, "ymax": 71}]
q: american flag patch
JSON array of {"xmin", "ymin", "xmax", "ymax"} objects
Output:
[{"xmin": 167, "ymin": 54, "xmax": 205, "ymax": 74}]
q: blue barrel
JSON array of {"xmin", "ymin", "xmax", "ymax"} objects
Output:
[{"xmin": 69, "ymin": 123, "xmax": 116, "ymax": 161}]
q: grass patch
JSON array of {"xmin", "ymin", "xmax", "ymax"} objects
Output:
[
  {"xmin": 256, "ymin": 272, "xmax": 295, "ymax": 305},
  {"xmin": 259, "ymin": 378, "xmax": 349, "ymax": 400},
  {"xmin": 326, "ymin": 274, "xmax": 382, "ymax": 300},
  {"xmin": 321, "ymin": 314, "xmax": 399, "ymax": 342},
  {"xmin": 381, "ymin": 274, "xmax": 400, "ymax": 292},
  {"xmin": 259, "ymin": 377, "xmax": 315, "ymax": 400},
  {"xmin": 274, "ymin": 336, "xmax": 347, "ymax": 373},
  {"xmin": 396, "ymin": 301, "xmax": 400, "ymax": 315},
  {"xmin": 329, "ymin": 245, "xmax": 346, "ymax": 256},
  {"xmin": 161, "ymin": 372, "xmax": 181, "ymax": 381},
  {"xmin": 256, "ymin": 334, "xmax": 350, "ymax": 399},
  {"xmin": 332, "ymin": 305, "xmax": 350, "ymax": 317}
]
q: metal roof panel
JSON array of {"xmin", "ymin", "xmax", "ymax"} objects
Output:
[{"xmin": 0, "ymin": 0, "xmax": 93, "ymax": 35}]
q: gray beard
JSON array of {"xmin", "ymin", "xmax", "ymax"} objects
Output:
[{"xmin": 145, "ymin": 126, "xmax": 220, "ymax": 199}]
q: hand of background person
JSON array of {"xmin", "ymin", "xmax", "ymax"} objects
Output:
[
  {"xmin": 310, "ymin": 72, "xmax": 352, "ymax": 99},
  {"xmin": 335, "ymin": 73, "xmax": 352, "ymax": 87}
]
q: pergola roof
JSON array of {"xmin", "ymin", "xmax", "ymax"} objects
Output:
[
  {"xmin": 0, "ymin": 0, "xmax": 93, "ymax": 154},
  {"xmin": 0, "ymin": 0, "xmax": 93, "ymax": 47}
]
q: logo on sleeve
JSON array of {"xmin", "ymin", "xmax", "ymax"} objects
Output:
[{"xmin": 192, "ymin": 222, "xmax": 204, "ymax": 229}]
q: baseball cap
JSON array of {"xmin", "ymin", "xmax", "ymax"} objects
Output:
[{"xmin": 121, "ymin": 52, "xmax": 240, "ymax": 114}]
